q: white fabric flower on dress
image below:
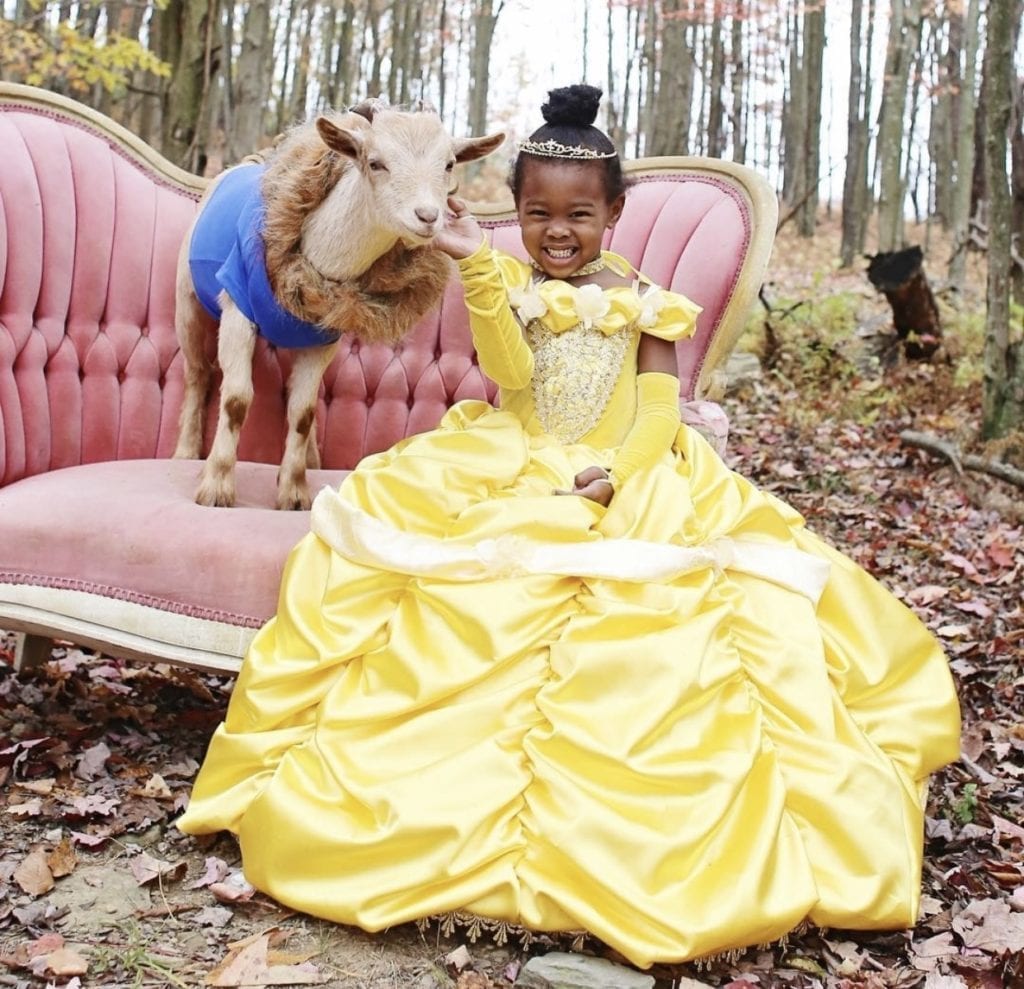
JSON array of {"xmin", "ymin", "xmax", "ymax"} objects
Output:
[
  {"xmin": 509, "ymin": 284, "xmax": 548, "ymax": 322},
  {"xmin": 572, "ymin": 283, "xmax": 611, "ymax": 329},
  {"xmin": 637, "ymin": 285, "xmax": 668, "ymax": 328}
]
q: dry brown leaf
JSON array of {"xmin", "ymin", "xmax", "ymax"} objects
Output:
[
  {"xmin": 204, "ymin": 936, "xmax": 270, "ymax": 986},
  {"xmin": 455, "ymin": 974, "xmax": 493, "ymax": 989},
  {"xmin": 952, "ymin": 898, "xmax": 1024, "ymax": 954},
  {"xmin": 908, "ymin": 585, "xmax": 950, "ymax": 606},
  {"xmin": 923, "ymin": 973, "xmax": 969, "ymax": 988},
  {"xmin": 911, "ymin": 931, "xmax": 958, "ymax": 972},
  {"xmin": 6, "ymin": 798, "xmax": 43, "ymax": 817},
  {"xmin": 204, "ymin": 934, "xmax": 326, "ymax": 987},
  {"xmin": 129, "ymin": 852, "xmax": 187, "ymax": 886},
  {"xmin": 74, "ymin": 741, "xmax": 111, "ymax": 780},
  {"xmin": 136, "ymin": 773, "xmax": 173, "ymax": 799},
  {"xmin": 188, "ymin": 855, "xmax": 231, "ymax": 890},
  {"xmin": 27, "ymin": 934, "xmax": 65, "ymax": 958},
  {"xmin": 209, "ymin": 874, "xmax": 256, "ymax": 903},
  {"xmin": 993, "ymin": 814, "xmax": 1024, "ymax": 841},
  {"xmin": 41, "ymin": 946, "xmax": 89, "ymax": 977},
  {"xmin": 16, "ymin": 778, "xmax": 55, "ymax": 795},
  {"xmin": 445, "ymin": 945, "xmax": 472, "ymax": 972},
  {"xmin": 822, "ymin": 939, "xmax": 864, "ymax": 976},
  {"xmin": 46, "ymin": 836, "xmax": 78, "ymax": 878},
  {"xmin": 13, "ymin": 848, "xmax": 54, "ymax": 896}
]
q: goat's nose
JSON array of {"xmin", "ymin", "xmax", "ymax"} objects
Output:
[{"xmin": 415, "ymin": 207, "xmax": 440, "ymax": 224}]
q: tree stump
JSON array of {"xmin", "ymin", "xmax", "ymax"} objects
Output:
[{"xmin": 866, "ymin": 246, "xmax": 942, "ymax": 360}]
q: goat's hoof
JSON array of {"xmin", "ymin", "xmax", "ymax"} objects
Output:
[
  {"xmin": 276, "ymin": 487, "xmax": 311, "ymax": 511},
  {"xmin": 195, "ymin": 475, "xmax": 236, "ymax": 508}
]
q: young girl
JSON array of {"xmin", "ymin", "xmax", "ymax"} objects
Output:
[{"xmin": 178, "ymin": 85, "xmax": 960, "ymax": 968}]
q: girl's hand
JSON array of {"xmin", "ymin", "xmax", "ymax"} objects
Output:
[
  {"xmin": 433, "ymin": 196, "xmax": 486, "ymax": 259},
  {"xmin": 554, "ymin": 465, "xmax": 614, "ymax": 507}
]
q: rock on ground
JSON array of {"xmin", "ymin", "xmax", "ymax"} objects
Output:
[{"xmin": 514, "ymin": 951, "xmax": 655, "ymax": 989}]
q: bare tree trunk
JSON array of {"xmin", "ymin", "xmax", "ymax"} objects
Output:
[
  {"xmin": 798, "ymin": 1, "xmax": 825, "ymax": 236},
  {"xmin": 982, "ymin": 0, "xmax": 1024, "ymax": 437},
  {"xmin": 948, "ymin": 0, "xmax": 981, "ymax": 292},
  {"xmin": 929, "ymin": 12, "xmax": 956, "ymax": 229},
  {"xmin": 706, "ymin": 10, "xmax": 726, "ymax": 158},
  {"xmin": 467, "ymin": 0, "xmax": 503, "ymax": 135},
  {"xmin": 288, "ymin": 0, "xmax": 317, "ymax": 122},
  {"xmin": 159, "ymin": 0, "xmax": 220, "ymax": 172},
  {"xmin": 876, "ymin": 0, "xmax": 924, "ymax": 252},
  {"xmin": 232, "ymin": 0, "xmax": 271, "ymax": 158},
  {"xmin": 275, "ymin": 0, "xmax": 298, "ymax": 132},
  {"xmin": 647, "ymin": 0, "xmax": 692, "ymax": 156},
  {"xmin": 781, "ymin": 6, "xmax": 805, "ymax": 209},
  {"xmin": 1009, "ymin": 10, "xmax": 1024, "ymax": 303},
  {"xmin": 335, "ymin": 0, "xmax": 357, "ymax": 105},
  {"xmin": 730, "ymin": 1, "xmax": 746, "ymax": 162},
  {"xmin": 841, "ymin": 0, "xmax": 868, "ymax": 266},
  {"xmin": 639, "ymin": 0, "xmax": 658, "ymax": 155},
  {"xmin": 902, "ymin": 22, "xmax": 927, "ymax": 223},
  {"xmin": 437, "ymin": 0, "xmax": 448, "ymax": 118}
]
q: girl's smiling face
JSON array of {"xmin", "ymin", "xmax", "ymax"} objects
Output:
[{"xmin": 516, "ymin": 160, "xmax": 624, "ymax": 280}]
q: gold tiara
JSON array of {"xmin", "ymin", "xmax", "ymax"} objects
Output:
[{"xmin": 518, "ymin": 138, "xmax": 618, "ymax": 160}]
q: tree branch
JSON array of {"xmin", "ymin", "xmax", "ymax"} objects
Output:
[{"xmin": 900, "ymin": 430, "xmax": 1024, "ymax": 488}]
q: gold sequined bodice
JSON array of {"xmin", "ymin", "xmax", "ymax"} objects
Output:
[{"xmin": 525, "ymin": 318, "xmax": 633, "ymax": 444}]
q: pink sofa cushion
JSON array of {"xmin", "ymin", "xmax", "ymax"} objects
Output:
[{"xmin": 0, "ymin": 460, "xmax": 344, "ymax": 627}]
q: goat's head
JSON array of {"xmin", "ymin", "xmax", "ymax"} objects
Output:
[{"xmin": 315, "ymin": 108, "xmax": 505, "ymax": 245}]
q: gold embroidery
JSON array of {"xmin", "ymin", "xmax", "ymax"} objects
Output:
[{"xmin": 526, "ymin": 318, "xmax": 632, "ymax": 443}]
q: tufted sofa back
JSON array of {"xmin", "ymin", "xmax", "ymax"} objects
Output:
[{"xmin": 0, "ymin": 84, "xmax": 776, "ymax": 489}]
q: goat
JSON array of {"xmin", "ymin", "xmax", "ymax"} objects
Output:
[{"xmin": 173, "ymin": 100, "xmax": 504, "ymax": 509}]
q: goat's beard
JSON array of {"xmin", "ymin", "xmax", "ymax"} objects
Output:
[
  {"xmin": 271, "ymin": 244, "xmax": 453, "ymax": 346},
  {"xmin": 258, "ymin": 119, "xmax": 454, "ymax": 346}
]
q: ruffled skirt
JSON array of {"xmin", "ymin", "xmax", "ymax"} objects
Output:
[{"xmin": 178, "ymin": 401, "xmax": 960, "ymax": 967}]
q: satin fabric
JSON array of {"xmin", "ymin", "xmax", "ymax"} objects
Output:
[{"xmin": 179, "ymin": 397, "xmax": 961, "ymax": 967}]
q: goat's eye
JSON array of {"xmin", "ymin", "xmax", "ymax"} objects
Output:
[
  {"xmin": 368, "ymin": 159, "xmax": 387, "ymax": 172},
  {"xmin": 445, "ymin": 160, "xmax": 455, "ymax": 172}
]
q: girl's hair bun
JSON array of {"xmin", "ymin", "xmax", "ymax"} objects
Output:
[{"xmin": 540, "ymin": 84, "xmax": 602, "ymax": 128}]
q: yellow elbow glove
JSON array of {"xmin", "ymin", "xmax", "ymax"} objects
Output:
[
  {"xmin": 609, "ymin": 371, "xmax": 681, "ymax": 488},
  {"xmin": 456, "ymin": 243, "xmax": 534, "ymax": 389}
]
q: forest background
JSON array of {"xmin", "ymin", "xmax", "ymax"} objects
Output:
[
  {"xmin": 1, "ymin": 0, "xmax": 1023, "ymax": 439},
  {"xmin": 0, "ymin": 2, "xmax": 1023, "ymax": 988}
]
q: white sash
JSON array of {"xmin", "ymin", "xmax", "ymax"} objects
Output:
[{"xmin": 310, "ymin": 488, "xmax": 830, "ymax": 605}]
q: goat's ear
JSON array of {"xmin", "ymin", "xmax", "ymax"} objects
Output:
[
  {"xmin": 316, "ymin": 117, "xmax": 363, "ymax": 159},
  {"xmin": 453, "ymin": 132, "xmax": 506, "ymax": 164}
]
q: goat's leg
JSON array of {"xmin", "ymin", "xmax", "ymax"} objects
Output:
[
  {"xmin": 306, "ymin": 417, "xmax": 321, "ymax": 469},
  {"xmin": 173, "ymin": 243, "xmax": 216, "ymax": 460},
  {"xmin": 277, "ymin": 342, "xmax": 338, "ymax": 510},
  {"xmin": 195, "ymin": 298, "xmax": 257, "ymax": 508}
]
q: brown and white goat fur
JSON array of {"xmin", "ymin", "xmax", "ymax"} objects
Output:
[{"xmin": 173, "ymin": 102, "xmax": 504, "ymax": 509}]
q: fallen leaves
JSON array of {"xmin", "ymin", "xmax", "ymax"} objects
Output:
[
  {"xmin": 13, "ymin": 847, "xmax": 55, "ymax": 895},
  {"xmin": 129, "ymin": 851, "xmax": 187, "ymax": 886},
  {"xmin": 0, "ymin": 932, "xmax": 89, "ymax": 979},
  {"xmin": 951, "ymin": 898, "xmax": 1024, "ymax": 955},
  {"xmin": 204, "ymin": 929, "xmax": 326, "ymax": 986}
]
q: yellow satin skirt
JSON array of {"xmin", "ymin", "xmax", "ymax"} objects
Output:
[{"xmin": 177, "ymin": 401, "xmax": 961, "ymax": 967}]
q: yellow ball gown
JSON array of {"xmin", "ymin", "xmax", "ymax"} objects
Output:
[{"xmin": 178, "ymin": 247, "xmax": 961, "ymax": 968}]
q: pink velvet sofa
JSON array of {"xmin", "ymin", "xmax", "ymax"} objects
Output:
[{"xmin": 0, "ymin": 83, "xmax": 777, "ymax": 674}]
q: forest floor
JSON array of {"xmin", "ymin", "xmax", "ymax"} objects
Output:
[{"xmin": 1, "ymin": 219, "xmax": 1022, "ymax": 988}]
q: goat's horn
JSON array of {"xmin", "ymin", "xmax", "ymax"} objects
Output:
[{"xmin": 348, "ymin": 99, "xmax": 378, "ymax": 122}]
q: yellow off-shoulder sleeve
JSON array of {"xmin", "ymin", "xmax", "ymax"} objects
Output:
[
  {"xmin": 456, "ymin": 242, "xmax": 534, "ymax": 389},
  {"xmin": 635, "ymin": 285, "xmax": 703, "ymax": 343}
]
